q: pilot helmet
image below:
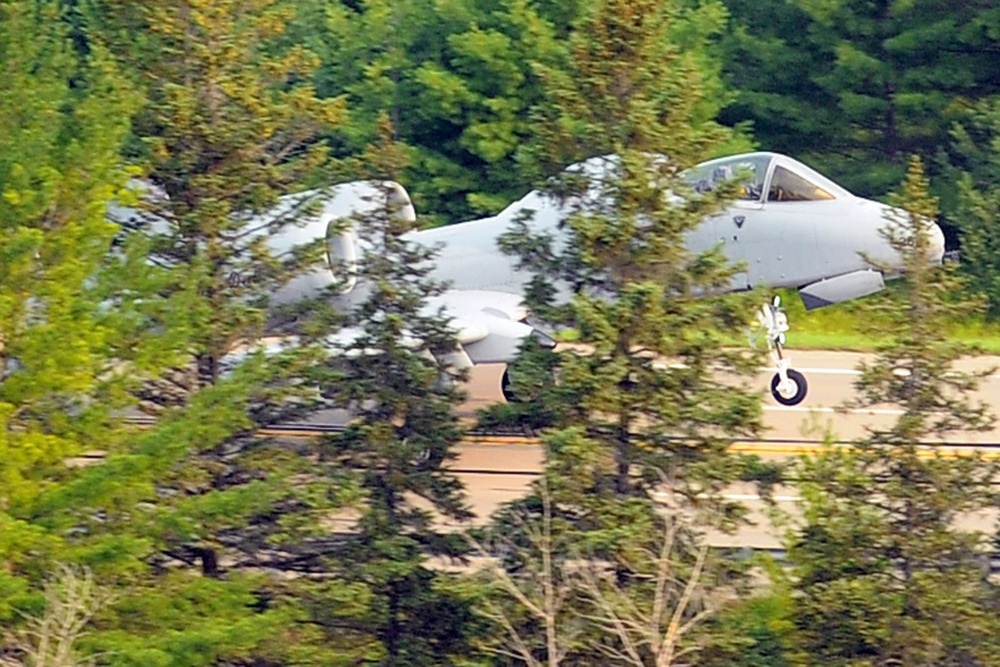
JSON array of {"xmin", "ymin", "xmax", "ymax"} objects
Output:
[{"xmin": 712, "ymin": 165, "xmax": 733, "ymax": 183}]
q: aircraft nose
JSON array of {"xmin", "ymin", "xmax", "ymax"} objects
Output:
[
  {"xmin": 927, "ymin": 221, "xmax": 946, "ymax": 263},
  {"xmin": 871, "ymin": 204, "xmax": 947, "ymax": 274}
]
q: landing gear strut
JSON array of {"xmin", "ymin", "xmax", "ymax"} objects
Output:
[{"xmin": 759, "ymin": 296, "xmax": 808, "ymax": 406}]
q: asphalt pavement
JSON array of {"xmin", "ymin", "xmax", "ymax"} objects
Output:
[{"xmin": 446, "ymin": 351, "xmax": 1000, "ymax": 549}]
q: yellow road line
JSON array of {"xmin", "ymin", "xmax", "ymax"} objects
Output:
[
  {"xmin": 729, "ymin": 443, "xmax": 1000, "ymax": 459},
  {"xmin": 131, "ymin": 421, "xmax": 1000, "ymax": 458}
]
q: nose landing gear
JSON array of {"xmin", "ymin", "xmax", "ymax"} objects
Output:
[{"xmin": 759, "ymin": 296, "xmax": 808, "ymax": 406}]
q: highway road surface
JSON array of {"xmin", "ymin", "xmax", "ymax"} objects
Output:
[
  {"xmin": 438, "ymin": 351, "xmax": 1000, "ymax": 550},
  {"xmin": 456, "ymin": 351, "xmax": 1000, "ymax": 443},
  {"xmin": 267, "ymin": 350, "xmax": 1000, "ymax": 550}
]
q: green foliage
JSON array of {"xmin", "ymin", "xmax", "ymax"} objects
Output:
[
  {"xmin": 3, "ymin": 565, "xmax": 115, "ymax": 667},
  {"xmin": 0, "ymin": 4, "xmax": 282, "ymax": 664},
  {"xmin": 102, "ymin": 0, "xmax": 346, "ymax": 389},
  {"xmin": 0, "ymin": 0, "xmax": 148, "ymax": 423},
  {"xmin": 855, "ymin": 157, "xmax": 991, "ymax": 434},
  {"xmin": 89, "ymin": 573, "xmax": 296, "ymax": 667},
  {"xmin": 476, "ymin": 2, "xmax": 765, "ymax": 664},
  {"xmin": 306, "ymin": 122, "xmax": 478, "ymax": 665},
  {"xmin": 0, "ymin": 0, "xmax": 137, "ymax": 570},
  {"xmin": 0, "ymin": 370, "xmax": 331, "ymax": 664},
  {"xmin": 501, "ymin": 0, "xmax": 762, "ymax": 516},
  {"xmin": 9, "ymin": 2, "xmax": 1000, "ymax": 664},
  {"xmin": 309, "ymin": 0, "xmax": 569, "ymax": 226},
  {"xmin": 790, "ymin": 444, "xmax": 1000, "ymax": 666},
  {"xmin": 721, "ymin": 0, "xmax": 1000, "ymax": 203},
  {"xmin": 699, "ymin": 581, "xmax": 796, "ymax": 667},
  {"xmin": 521, "ymin": 0, "xmax": 745, "ymax": 172},
  {"xmin": 92, "ymin": 0, "xmax": 356, "ymax": 567},
  {"xmin": 950, "ymin": 96, "xmax": 1000, "ymax": 319},
  {"xmin": 27, "ymin": 3, "xmax": 364, "ymax": 664},
  {"xmin": 305, "ymin": 0, "xmax": 747, "ymax": 226},
  {"xmin": 786, "ymin": 158, "xmax": 1000, "ymax": 667}
]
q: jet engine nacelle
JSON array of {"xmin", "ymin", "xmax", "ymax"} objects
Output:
[{"xmin": 255, "ymin": 181, "xmax": 415, "ymax": 306}]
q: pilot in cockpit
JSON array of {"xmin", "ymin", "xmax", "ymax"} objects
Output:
[
  {"xmin": 691, "ymin": 159, "xmax": 762, "ymax": 200},
  {"xmin": 712, "ymin": 165, "xmax": 734, "ymax": 183},
  {"xmin": 694, "ymin": 164, "xmax": 735, "ymax": 194}
]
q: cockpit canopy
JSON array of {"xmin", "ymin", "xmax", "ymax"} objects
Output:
[{"xmin": 685, "ymin": 152, "xmax": 850, "ymax": 204}]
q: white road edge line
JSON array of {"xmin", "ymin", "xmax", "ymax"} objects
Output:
[
  {"xmin": 763, "ymin": 406, "xmax": 904, "ymax": 415},
  {"xmin": 777, "ymin": 367, "xmax": 861, "ymax": 375},
  {"xmin": 724, "ymin": 493, "xmax": 798, "ymax": 502},
  {"xmin": 654, "ymin": 491, "xmax": 800, "ymax": 503},
  {"xmin": 765, "ymin": 367, "xmax": 1000, "ymax": 380}
]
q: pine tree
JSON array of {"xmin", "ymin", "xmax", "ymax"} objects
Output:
[
  {"xmin": 89, "ymin": 0, "xmax": 351, "ymax": 554},
  {"xmin": 787, "ymin": 157, "xmax": 1000, "ymax": 666},
  {"xmin": 113, "ymin": 0, "xmax": 346, "ymax": 394},
  {"xmin": 721, "ymin": 0, "xmax": 1000, "ymax": 200},
  {"xmin": 499, "ymin": 0, "xmax": 761, "ymax": 519},
  {"xmin": 303, "ymin": 120, "xmax": 478, "ymax": 665},
  {"xmin": 477, "ymin": 1, "xmax": 764, "ymax": 664},
  {"xmin": 44, "ymin": 2, "xmax": 364, "ymax": 663},
  {"xmin": 718, "ymin": 0, "xmax": 833, "ymax": 160},
  {"xmin": 0, "ymin": 0, "xmax": 196, "ymax": 657}
]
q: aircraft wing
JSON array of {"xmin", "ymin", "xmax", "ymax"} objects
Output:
[
  {"xmin": 426, "ymin": 290, "xmax": 553, "ymax": 365},
  {"xmin": 227, "ymin": 289, "xmax": 549, "ymax": 369}
]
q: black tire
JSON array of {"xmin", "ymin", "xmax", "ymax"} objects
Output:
[
  {"xmin": 770, "ymin": 369, "xmax": 808, "ymax": 406},
  {"xmin": 501, "ymin": 367, "xmax": 519, "ymax": 403}
]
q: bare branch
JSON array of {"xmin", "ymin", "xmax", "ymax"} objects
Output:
[
  {"xmin": 10, "ymin": 565, "xmax": 114, "ymax": 667},
  {"xmin": 467, "ymin": 478, "xmax": 577, "ymax": 667},
  {"xmin": 578, "ymin": 516, "xmax": 712, "ymax": 667},
  {"xmin": 657, "ymin": 545, "xmax": 708, "ymax": 667},
  {"xmin": 478, "ymin": 601, "xmax": 543, "ymax": 667}
]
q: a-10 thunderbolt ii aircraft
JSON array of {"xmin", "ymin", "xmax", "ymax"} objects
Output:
[{"xmin": 114, "ymin": 152, "xmax": 946, "ymax": 406}]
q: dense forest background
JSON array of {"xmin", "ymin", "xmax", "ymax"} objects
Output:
[
  {"xmin": 291, "ymin": 0, "xmax": 1000, "ymax": 238},
  {"xmin": 4, "ymin": 0, "xmax": 1000, "ymax": 666},
  {"xmin": 79, "ymin": 0, "xmax": 1000, "ymax": 234}
]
